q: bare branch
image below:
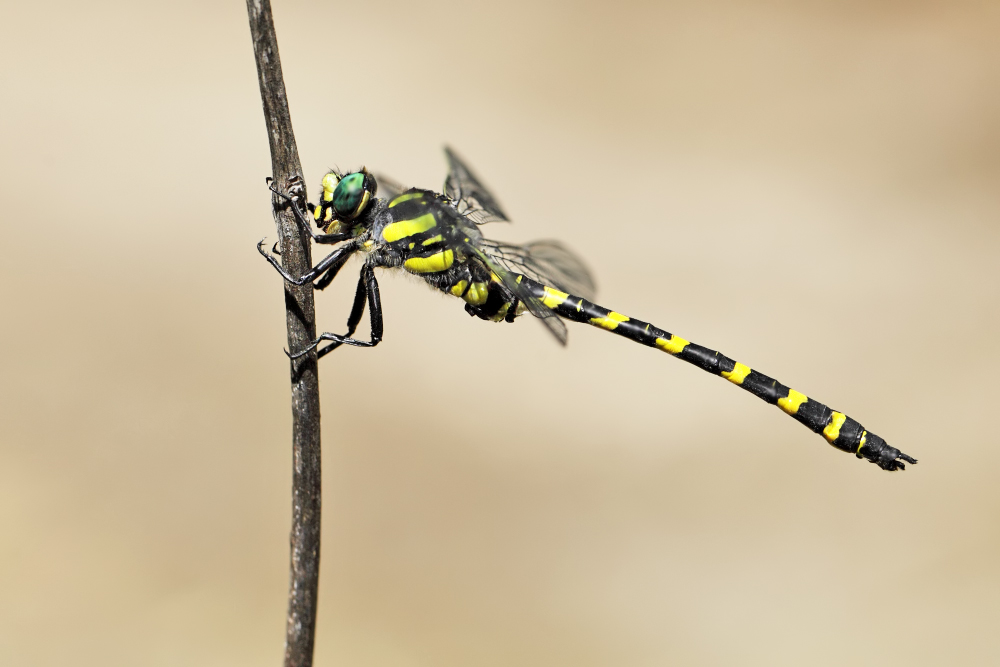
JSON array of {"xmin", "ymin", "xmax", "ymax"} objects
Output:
[{"xmin": 246, "ymin": 2, "xmax": 322, "ymax": 666}]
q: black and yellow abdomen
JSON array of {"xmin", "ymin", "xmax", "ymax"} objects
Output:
[{"xmin": 510, "ymin": 278, "xmax": 913, "ymax": 471}]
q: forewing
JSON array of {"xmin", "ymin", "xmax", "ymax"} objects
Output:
[
  {"xmin": 479, "ymin": 239, "xmax": 597, "ymax": 301},
  {"xmin": 443, "ymin": 146, "xmax": 510, "ymax": 224}
]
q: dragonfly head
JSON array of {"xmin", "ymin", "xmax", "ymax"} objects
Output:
[{"xmin": 313, "ymin": 168, "xmax": 378, "ymax": 233}]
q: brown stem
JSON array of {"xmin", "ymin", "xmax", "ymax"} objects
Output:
[{"xmin": 246, "ymin": 2, "xmax": 322, "ymax": 666}]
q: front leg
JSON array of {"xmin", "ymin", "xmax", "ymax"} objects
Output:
[
  {"xmin": 267, "ymin": 177, "xmax": 351, "ymax": 245},
  {"xmin": 257, "ymin": 239, "xmax": 358, "ymax": 286}
]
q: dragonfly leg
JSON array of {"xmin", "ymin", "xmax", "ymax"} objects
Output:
[
  {"xmin": 267, "ymin": 176, "xmax": 350, "ymax": 245},
  {"xmin": 257, "ymin": 239, "xmax": 357, "ymax": 286},
  {"xmin": 288, "ymin": 265, "xmax": 383, "ymax": 360}
]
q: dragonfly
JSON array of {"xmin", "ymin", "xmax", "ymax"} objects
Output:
[{"xmin": 260, "ymin": 148, "xmax": 915, "ymax": 472}]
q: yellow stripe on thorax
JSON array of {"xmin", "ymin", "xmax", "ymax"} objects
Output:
[
  {"xmin": 404, "ymin": 249, "xmax": 454, "ymax": 274},
  {"xmin": 382, "ymin": 212, "xmax": 436, "ymax": 243},
  {"xmin": 823, "ymin": 412, "xmax": 846, "ymax": 443},
  {"xmin": 388, "ymin": 192, "xmax": 424, "ymax": 207},
  {"xmin": 590, "ymin": 311, "xmax": 629, "ymax": 331}
]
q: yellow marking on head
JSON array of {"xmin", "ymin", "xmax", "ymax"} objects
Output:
[
  {"xmin": 313, "ymin": 205, "xmax": 322, "ymax": 221},
  {"xmin": 388, "ymin": 191, "xmax": 423, "ymax": 207},
  {"xmin": 422, "ymin": 234, "xmax": 444, "ymax": 246},
  {"xmin": 404, "ymin": 249, "xmax": 454, "ymax": 273},
  {"xmin": 321, "ymin": 173, "xmax": 339, "ymax": 201},
  {"xmin": 590, "ymin": 311, "xmax": 629, "ymax": 331},
  {"xmin": 464, "ymin": 282, "xmax": 488, "ymax": 305},
  {"xmin": 323, "ymin": 206, "xmax": 334, "ymax": 222},
  {"xmin": 777, "ymin": 389, "xmax": 808, "ymax": 415},
  {"xmin": 722, "ymin": 362, "xmax": 751, "ymax": 385},
  {"xmin": 450, "ymin": 280, "xmax": 469, "ymax": 297},
  {"xmin": 857, "ymin": 431, "xmax": 867, "ymax": 454},
  {"xmin": 655, "ymin": 336, "xmax": 689, "ymax": 355},
  {"xmin": 823, "ymin": 412, "xmax": 847, "ymax": 443},
  {"xmin": 491, "ymin": 303, "xmax": 510, "ymax": 321},
  {"xmin": 541, "ymin": 286, "xmax": 569, "ymax": 309},
  {"xmin": 382, "ymin": 212, "xmax": 436, "ymax": 243}
]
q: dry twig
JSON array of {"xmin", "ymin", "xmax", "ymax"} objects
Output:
[{"xmin": 246, "ymin": 2, "xmax": 322, "ymax": 665}]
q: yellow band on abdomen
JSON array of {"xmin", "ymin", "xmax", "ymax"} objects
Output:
[
  {"xmin": 655, "ymin": 336, "xmax": 689, "ymax": 355},
  {"xmin": 590, "ymin": 311, "xmax": 629, "ymax": 331},
  {"xmin": 823, "ymin": 412, "xmax": 846, "ymax": 443},
  {"xmin": 777, "ymin": 389, "xmax": 808, "ymax": 415},
  {"xmin": 541, "ymin": 287, "xmax": 568, "ymax": 309},
  {"xmin": 722, "ymin": 362, "xmax": 751, "ymax": 385}
]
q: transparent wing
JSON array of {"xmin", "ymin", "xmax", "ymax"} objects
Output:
[
  {"xmin": 479, "ymin": 239, "xmax": 597, "ymax": 301},
  {"xmin": 464, "ymin": 243, "xmax": 569, "ymax": 346},
  {"xmin": 373, "ymin": 172, "xmax": 408, "ymax": 201},
  {"xmin": 443, "ymin": 146, "xmax": 510, "ymax": 225}
]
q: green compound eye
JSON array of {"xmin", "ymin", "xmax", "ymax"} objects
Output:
[
  {"xmin": 332, "ymin": 170, "xmax": 377, "ymax": 219},
  {"xmin": 333, "ymin": 173, "xmax": 364, "ymax": 214}
]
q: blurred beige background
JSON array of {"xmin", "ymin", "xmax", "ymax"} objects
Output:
[{"xmin": 2, "ymin": 0, "xmax": 998, "ymax": 665}]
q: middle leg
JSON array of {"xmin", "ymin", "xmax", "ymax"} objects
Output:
[{"xmin": 289, "ymin": 265, "xmax": 384, "ymax": 360}]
